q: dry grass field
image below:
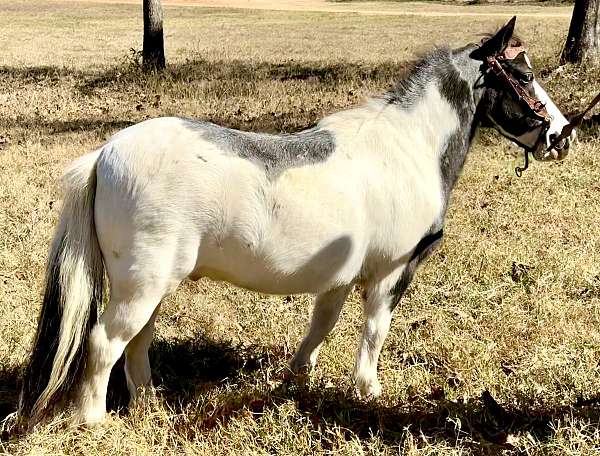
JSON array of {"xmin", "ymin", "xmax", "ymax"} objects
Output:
[{"xmin": 1, "ymin": 0, "xmax": 600, "ymax": 454}]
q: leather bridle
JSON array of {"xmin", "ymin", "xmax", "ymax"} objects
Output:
[
  {"xmin": 485, "ymin": 45, "xmax": 600, "ymax": 176},
  {"xmin": 485, "ymin": 46, "xmax": 551, "ymax": 125},
  {"xmin": 484, "ymin": 45, "xmax": 552, "ymax": 176}
]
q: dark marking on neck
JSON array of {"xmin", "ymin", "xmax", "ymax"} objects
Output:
[{"xmin": 437, "ymin": 47, "xmax": 480, "ymax": 206}]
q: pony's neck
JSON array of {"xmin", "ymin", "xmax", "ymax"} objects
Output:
[
  {"xmin": 386, "ymin": 46, "xmax": 482, "ymax": 204},
  {"xmin": 437, "ymin": 46, "xmax": 483, "ymax": 200}
]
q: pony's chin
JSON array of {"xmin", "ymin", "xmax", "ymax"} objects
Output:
[
  {"xmin": 532, "ymin": 142, "xmax": 549, "ymax": 161},
  {"xmin": 532, "ymin": 142, "xmax": 558, "ymax": 162}
]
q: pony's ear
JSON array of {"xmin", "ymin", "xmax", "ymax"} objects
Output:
[{"xmin": 470, "ymin": 16, "xmax": 517, "ymax": 61}]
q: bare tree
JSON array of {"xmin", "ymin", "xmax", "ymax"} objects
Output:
[
  {"xmin": 143, "ymin": 0, "xmax": 166, "ymax": 70},
  {"xmin": 561, "ymin": 0, "xmax": 600, "ymax": 64}
]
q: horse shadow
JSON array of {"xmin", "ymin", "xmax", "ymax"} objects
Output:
[
  {"xmin": 106, "ymin": 333, "xmax": 280, "ymax": 412},
  {"xmin": 102, "ymin": 333, "xmax": 600, "ymax": 451},
  {"xmin": 3, "ymin": 334, "xmax": 600, "ymax": 451}
]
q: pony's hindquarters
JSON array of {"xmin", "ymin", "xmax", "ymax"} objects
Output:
[
  {"xmin": 18, "ymin": 151, "xmax": 104, "ymax": 428},
  {"xmin": 71, "ymin": 143, "xmax": 196, "ymax": 425}
]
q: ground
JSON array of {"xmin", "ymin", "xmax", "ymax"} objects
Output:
[
  {"xmin": 1, "ymin": 0, "xmax": 600, "ymax": 454},
  {"xmin": 72, "ymin": 0, "xmax": 575, "ymax": 17}
]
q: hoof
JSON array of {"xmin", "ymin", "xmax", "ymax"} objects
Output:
[
  {"xmin": 354, "ymin": 376, "xmax": 382, "ymax": 400},
  {"xmin": 288, "ymin": 355, "xmax": 315, "ymax": 376}
]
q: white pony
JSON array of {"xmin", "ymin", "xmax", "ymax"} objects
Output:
[{"xmin": 19, "ymin": 17, "xmax": 574, "ymax": 426}]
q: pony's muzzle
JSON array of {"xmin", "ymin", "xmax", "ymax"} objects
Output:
[
  {"xmin": 550, "ymin": 132, "xmax": 570, "ymax": 158},
  {"xmin": 533, "ymin": 128, "xmax": 573, "ymax": 161},
  {"xmin": 541, "ymin": 132, "xmax": 572, "ymax": 161}
]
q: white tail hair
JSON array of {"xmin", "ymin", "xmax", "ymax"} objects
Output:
[{"xmin": 19, "ymin": 150, "xmax": 104, "ymax": 427}]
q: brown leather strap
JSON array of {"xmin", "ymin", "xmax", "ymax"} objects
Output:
[{"xmin": 486, "ymin": 54, "xmax": 551, "ymax": 123}]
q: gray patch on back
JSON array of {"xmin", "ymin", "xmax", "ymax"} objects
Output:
[{"xmin": 182, "ymin": 119, "xmax": 335, "ymax": 177}]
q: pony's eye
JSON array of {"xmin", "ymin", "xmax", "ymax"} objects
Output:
[{"xmin": 520, "ymin": 73, "xmax": 534, "ymax": 84}]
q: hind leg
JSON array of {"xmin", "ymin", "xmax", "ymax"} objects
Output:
[
  {"xmin": 124, "ymin": 304, "xmax": 161, "ymax": 405},
  {"xmin": 75, "ymin": 288, "xmax": 165, "ymax": 425},
  {"xmin": 289, "ymin": 285, "xmax": 352, "ymax": 373}
]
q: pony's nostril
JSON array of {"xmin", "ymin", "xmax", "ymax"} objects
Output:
[{"xmin": 549, "ymin": 133, "xmax": 567, "ymax": 151}]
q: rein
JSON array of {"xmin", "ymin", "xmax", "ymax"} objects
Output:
[{"xmin": 546, "ymin": 90, "xmax": 600, "ymax": 151}]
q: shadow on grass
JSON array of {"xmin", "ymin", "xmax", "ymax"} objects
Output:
[
  {"xmin": 106, "ymin": 333, "xmax": 277, "ymax": 413},
  {"xmin": 268, "ymin": 385, "xmax": 600, "ymax": 451},
  {"xmin": 103, "ymin": 333, "xmax": 600, "ymax": 451},
  {"xmin": 78, "ymin": 57, "xmax": 404, "ymax": 91},
  {"xmin": 0, "ymin": 365, "xmax": 22, "ymax": 443},
  {"xmin": 0, "ymin": 58, "xmax": 406, "ymax": 138},
  {"xmin": 1, "ymin": 118, "xmax": 135, "ymax": 137},
  {"xmin": 0, "ymin": 365, "xmax": 20, "ymax": 421},
  {"xmin": 5, "ymin": 333, "xmax": 600, "ymax": 451},
  {"xmin": 0, "ymin": 65, "xmax": 85, "ymax": 83},
  {"xmin": 0, "ymin": 58, "xmax": 405, "ymax": 100}
]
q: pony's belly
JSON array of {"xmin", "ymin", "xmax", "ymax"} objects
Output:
[
  {"xmin": 191, "ymin": 235, "xmax": 360, "ymax": 295},
  {"xmin": 191, "ymin": 265, "xmax": 334, "ymax": 295}
]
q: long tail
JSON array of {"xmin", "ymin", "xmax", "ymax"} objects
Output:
[{"xmin": 18, "ymin": 150, "xmax": 104, "ymax": 426}]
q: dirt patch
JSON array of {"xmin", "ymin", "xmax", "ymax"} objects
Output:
[{"xmin": 64, "ymin": 0, "xmax": 573, "ymax": 18}]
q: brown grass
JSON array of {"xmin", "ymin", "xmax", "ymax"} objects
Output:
[{"xmin": 1, "ymin": 0, "xmax": 600, "ymax": 454}]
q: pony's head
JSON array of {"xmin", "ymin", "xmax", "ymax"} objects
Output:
[{"xmin": 470, "ymin": 17, "xmax": 573, "ymax": 161}]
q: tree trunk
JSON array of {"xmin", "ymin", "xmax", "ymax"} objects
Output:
[
  {"xmin": 561, "ymin": 0, "xmax": 600, "ymax": 65},
  {"xmin": 143, "ymin": 0, "xmax": 165, "ymax": 70}
]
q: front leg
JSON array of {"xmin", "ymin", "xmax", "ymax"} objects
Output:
[
  {"xmin": 354, "ymin": 229, "xmax": 443, "ymax": 398},
  {"xmin": 353, "ymin": 277, "xmax": 396, "ymax": 399}
]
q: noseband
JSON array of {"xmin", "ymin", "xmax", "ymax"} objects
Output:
[{"xmin": 485, "ymin": 46, "xmax": 551, "ymax": 124}]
